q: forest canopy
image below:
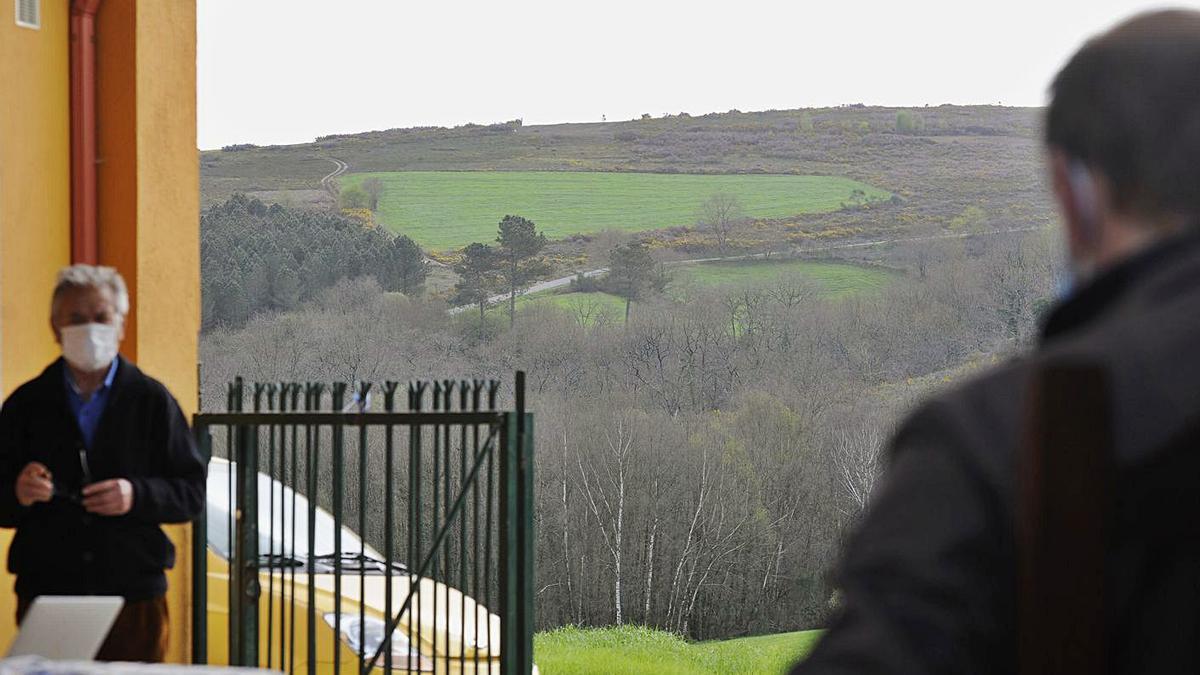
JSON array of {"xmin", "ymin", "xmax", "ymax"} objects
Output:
[{"xmin": 200, "ymin": 194, "xmax": 426, "ymax": 329}]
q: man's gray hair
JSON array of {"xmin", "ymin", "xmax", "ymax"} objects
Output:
[{"xmin": 50, "ymin": 264, "xmax": 130, "ymax": 320}]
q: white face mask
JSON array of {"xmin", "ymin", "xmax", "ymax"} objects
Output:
[{"xmin": 61, "ymin": 323, "xmax": 119, "ymax": 373}]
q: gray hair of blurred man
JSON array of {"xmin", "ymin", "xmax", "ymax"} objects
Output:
[{"xmin": 49, "ymin": 264, "xmax": 130, "ymax": 322}]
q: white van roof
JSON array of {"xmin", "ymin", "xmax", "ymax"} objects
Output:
[{"xmin": 206, "ymin": 457, "xmax": 383, "ymax": 562}]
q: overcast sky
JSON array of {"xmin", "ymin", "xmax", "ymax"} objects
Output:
[{"xmin": 197, "ymin": 0, "xmax": 1192, "ymax": 149}]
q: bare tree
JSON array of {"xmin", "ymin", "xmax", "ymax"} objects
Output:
[
  {"xmin": 362, "ymin": 177, "xmax": 385, "ymax": 212},
  {"xmin": 698, "ymin": 193, "xmax": 744, "ymax": 255},
  {"xmin": 578, "ymin": 416, "xmax": 635, "ymax": 624},
  {"xmin": 833, "ymin": 421, "xmax": 885, "ymax": 515}
]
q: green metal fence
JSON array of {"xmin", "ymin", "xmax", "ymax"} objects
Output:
[{"xmin": 190, "ymin": 373, "xmax": 534, "ymax": 674}]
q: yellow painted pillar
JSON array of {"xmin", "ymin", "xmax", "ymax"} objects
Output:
[
  {"xmin": 95, "ymin": 0, "xmax": 200, "ymax": 663},
  {"xmin": 0, "ymin": 0, "xmax": 197, "ymax": 660},
  {"xmin": 0, "ymin": 0, "xmax": 72, "ymax": 390},
  {"xmin": 0, "ymin": 0, "xmax": 72, "ymax": 647}
]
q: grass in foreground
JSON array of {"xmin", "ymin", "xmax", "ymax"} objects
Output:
[
  {"xmin": 672, "ymin": 258, "xmax": 895, "ymax": 297},
  {"xmin": 340, "ymin": 171, "xmax": 890, "ymax": 250},
  {"xmin": 534, "ymin": 625, "xmax": 821, "ymax": 675}
]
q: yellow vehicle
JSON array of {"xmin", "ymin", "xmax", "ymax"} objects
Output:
[{"xmin": 204, "ymin": 458, "xmax": 522, "ymax": 674}]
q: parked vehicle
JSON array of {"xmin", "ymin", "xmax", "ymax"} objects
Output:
[{"xmin": 204, "ymin": 458, "xmax": 513, "ymax": 674}]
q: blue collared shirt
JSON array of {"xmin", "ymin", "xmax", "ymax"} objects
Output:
[{"xmin": 64, "ymin": 358, "xmax": 119, "ymax": 450}]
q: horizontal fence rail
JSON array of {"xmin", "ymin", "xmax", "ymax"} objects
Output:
[{"xmin": 191, "ymin": 373, "xmax": 534, "ymax": 675}]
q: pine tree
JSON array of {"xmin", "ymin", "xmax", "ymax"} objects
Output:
[
  {"xmin": 451, "ymin": 242, "xmax": 499, "ymax": 324},
  {"xmin": 387, "ymin": 235, "xmax": 428, "ymax": 295},
  {"xmin": 495, "ymin": 215, "xmax": 547, "ymax": 326},
  {"xmin": 607, "ymin": 241, "xmax": 660, "ymax": 323}
]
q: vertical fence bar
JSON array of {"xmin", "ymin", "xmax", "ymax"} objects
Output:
[
  {"xmin": 431, "ymin": 381, "xmax": 442, "ymax": 671},
  {"xmin": 287, "ymin": 384, "xmax": 300, "ymax": 675},
  {"xmin": 383, "ymin": 382, "xmax": 398, "ymax": 675},
  {"xmin": 275, "ymin": 383, "xmax": 289, "ymax": 673},
  {"xmin": 306, "ymin": 383, "xmax": 323, "ymax": 675},
  {"xmin": 485, "ymin": 381, "xmax": 498, "ymax": 675},
  {"xmin": 470, "ymin": 380, "xmax": 483, "ymax": 675},
  {"xmin": 459, "ymin": 381, "xmax": 470, "ymax": 669},
  {"xmin": 441, "ymin": 380, "xmax": 454, "ymax": 667},
  {"xmin": 235, "ymin": 415, "xmax": 260, "ymax": 665},
  {"xmin": 499, "ymin": 411, "xmax": 517, "ymax": 674},
  {"xmin": 408, "ymin": 383, "xmax": 424, "ymax": 675},
  {"xmin": 227, "ymin": 380, "xmax": 240, "ymax": 665},
  {"xmin": 191, "ymin": 424, "xmax": 211, "ymax": 665},
  {"xmin": 331, "ymin": 382, "xmax": 346, "ymax": 675},
  {"xmin": 516, "ymin": 371, "xmax": 534, "ymax": 675},
  {"xmin": 356, "ymin": 382, "xmax": 370, "ymax": 674},
  {"xmin": 265, "ymin": 385, "xmax": 277, "ymax": 671}
]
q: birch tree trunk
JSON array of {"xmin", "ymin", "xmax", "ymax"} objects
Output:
[
  {"xmin": 643, "ymin": 480, "xmax": 658, "ymax": 623},
  {"xmin": 560, "ymin": 431, "xmax": 574, "ymax": 624},
  {"xmin": 578, "ymin": 417, "xmax": 634, "ymax": 625}
]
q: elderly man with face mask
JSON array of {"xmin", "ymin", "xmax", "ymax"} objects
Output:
[{"xmin": 0, "ymin": 264, "xmax": 205, "ymax": 663}]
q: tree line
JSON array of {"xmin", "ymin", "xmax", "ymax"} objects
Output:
[{"xmin": 200, "ymin": 194, "xmax": 427, "ymax": 329}]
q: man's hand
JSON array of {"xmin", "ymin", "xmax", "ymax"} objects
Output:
[
  {"xmin": 82, "ymin": 479, "xmax": 134, "ymax": 516},
  {"xmin": 15, "ymin": 462, "xmax": 54, "ymax": 507}
]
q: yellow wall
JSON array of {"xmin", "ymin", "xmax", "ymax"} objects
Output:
[
  {"xmin": 0, "ymin": 0, "xmax": 72, "ymax": 645},
  {"xmin": 0, "ymin": 0, "xmax": 199, "ymax": 663},
  {"xmin": 96, "ymin": 0, "xmax": 200, "ymax": 663},
  {"xmin": 0, "ymin": 0, "xmax": 72, "ymax": 394},
  {"xmin": 138, "ymin": 0, "xmax": 200, "ymax": 662}
]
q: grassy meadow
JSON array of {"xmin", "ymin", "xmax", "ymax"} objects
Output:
[
  {"xmin": 520, "ymin": 290, "xmax": 628, "ymax": 321},
  {"xmin": 339, "ymin": 171, "xmax": 890, "ymax": 250},
  {"xmin": 533, "ymin": 626, "xmax": 821, "ymax": 675},
  {"xmin": 671, "ymin": 258, "xmax": 895, "ymax": 297},
  {"xmin": 504, "ymin": 259, "xmax": 894, "ymax": 328}
]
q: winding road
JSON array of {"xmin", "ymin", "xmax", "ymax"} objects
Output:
[
  {"xmin": 447, "ymin": 225, "xmax": 1040, "ymax": 314},
  {"xmin": 321, "ymin": 157, "xmax": 348, "ymax": 197}
]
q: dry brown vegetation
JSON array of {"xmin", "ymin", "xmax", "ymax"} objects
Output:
[{"xmin": 200, "ymin": 227, "xmax": 1058, "ymax": 638}]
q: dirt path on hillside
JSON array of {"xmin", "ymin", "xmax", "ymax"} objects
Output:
[
  {"xmin": 446, "ymin": 225, "xmax": 1041, "ymax": 315},
  {"xmin": 321, "ymin": 158, "xmax": 348, "ymax": 197}
]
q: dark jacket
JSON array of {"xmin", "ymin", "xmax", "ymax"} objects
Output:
[
  {"xmin": 794, "ymin": 232, "xmax": 1200, "ymax": 674},
  {"xmin": 0, "ymin": 357, "xmax": 206, "ymax": 601}
]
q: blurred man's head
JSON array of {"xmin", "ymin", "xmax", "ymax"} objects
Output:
[{"xmin": 1046, "ymin": 9, "xmax": 1200, "ymax": 280}]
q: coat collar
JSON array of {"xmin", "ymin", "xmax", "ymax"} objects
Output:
[
  {"xmin": 45, "ymin": 354, "xmax": 134, "ymax": 393},
  {"xmin": 43, "ymin": 355, "xmax": 137, "ymax": 443},
  {"xmin": 1040, "ymin": 229, "xmax": 1200, "ymax": 344},
  {"xmin": 62, "ymin": 357, "xmax": 119, "ymax": 398}
]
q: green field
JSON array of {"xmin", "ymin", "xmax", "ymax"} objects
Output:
[
  {"xmin": 521, "ymin": 291, "xmax": 628, "ymax": 321},
  {"xmin": 339, "ymin": 171, "xmax": 890, "ymax": 250},
  {"xmin": 672, "ymin": 259, "xmax": 895, "ymax": 296},
  {"xmin": 512, "ymin": 260, "xmax": 893, "ymax": 326},
  {"xmin": 534, "ymin": 626, "xmax": 821, "ymax": 675}
]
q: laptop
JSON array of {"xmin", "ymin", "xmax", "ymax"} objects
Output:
[{"xmin": 6, "ymin": 596, "xmax": 124, "ymax": 660}]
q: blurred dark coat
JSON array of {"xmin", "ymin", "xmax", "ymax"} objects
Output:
[{"xmin": 793, "ymin": 231, "xmax": 1200, "ymax": 674}]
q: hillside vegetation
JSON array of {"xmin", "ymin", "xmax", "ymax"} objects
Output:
[
  {"xmin": 198, "ymin": 104, "xmax": 1061, "ymax": 647},
  {"xmin": 202, "ymin": 227, "xmax": 1057, "ymax": 641},
  {"xmin": 201, "ymin": 106, "xmax": 1054, "ymax": 254},
  {"xmin": 338, "ymin": 170, "xmax": 889, "ymax": 250}
]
